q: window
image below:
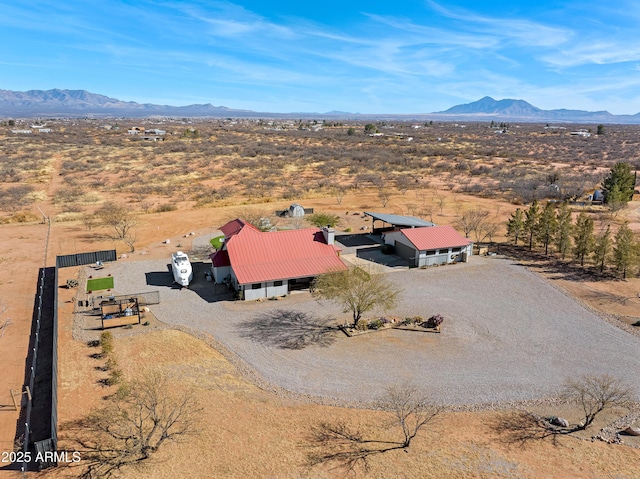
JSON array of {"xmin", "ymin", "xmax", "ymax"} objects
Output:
[
  {"xmin": 251, "ymin": 283, "xmax": 262, "ymax": 290},
  {"xmin": 273, "ymin": 280, "xmax": 283, "ymax": 287},
  {"xmin": 426, "ymin": 250, "xmax": 436, "ymax": 255},
  {"xmin": 451, "ymin": 247, "xmax": 461, "ymax": 252}
]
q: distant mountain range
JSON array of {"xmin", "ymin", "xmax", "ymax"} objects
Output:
[
  {"xmin": 435, "ymin": 96, "xmax": 640, "ymax": 123},
  {"xmin": 1, "ymin": 89, "xmax": 640, "ymax": 123}
]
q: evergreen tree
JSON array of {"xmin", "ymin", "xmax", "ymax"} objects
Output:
[
  {"xmin": 613, "ymin": 223, "xmax": 637, "ymax": 279},
  {"xmin": 592, "ymin": 225, "xmax": 612, "ymax": 273},
  {"xmin": 555, "ymin": 202, "xmax": 573, "ymax": 260},
  {"xmin": 572, "ymin": 211, "xmax": 594, "ymax": 266},
  {"xmin": 537, "ymin": 202, "xmax": 558, "ymax": 255},
  {"xmin": 602, "ymin": 162, "xmax": 636, "ymax": 204},
  {"xmin": 523, "ymin": 200, "xmax": 541, "ymax": 250},
  {"xmin": 506, "ymin": 208, "xmax": 524, "ymax": 245}
]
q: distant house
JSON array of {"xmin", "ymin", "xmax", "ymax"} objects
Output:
[
  {"xmin": 383, "ymin": 225, "xmax": 472, "ymax": 267},
  {"xmin": 210, "ymin": 219, "xmax": 346, "ymax": 300},
  {"xmin": 144, "ymin": 129, "xmax": 165, "ymax": 135},
  {"xmin": 570, "ymin": 129, "xmax": 591, "ymax": 137}
]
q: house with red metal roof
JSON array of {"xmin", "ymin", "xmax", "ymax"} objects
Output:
[
  {"xmin": 210, "ymin": 219, "xmax": 347, "ymax": 300},
  {"xmin": 383, "ymin": 225, "xmax": 472, "ymax": 267}
]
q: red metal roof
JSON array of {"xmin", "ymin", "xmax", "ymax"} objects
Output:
[
  {"xmin": 219, "ymin": 220, "xmax": 347, "ymax": 284},
  {"xmin": 210, "ymin": 250, "xmax": 230, "ymax": 267},
  {"xmin": 220, "ymin": 218, "xmax": 260, "ymax": 238},
  {"xmin": 401, "ymin": 225, "xmax": 471, "ymax": 251}
]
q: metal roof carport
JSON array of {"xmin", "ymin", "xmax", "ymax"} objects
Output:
[{"xmin": 363, "ymin": 212, "xmax": 435, "ymax": 234}]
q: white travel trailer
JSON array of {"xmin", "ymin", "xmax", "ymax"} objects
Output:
[{"xmin": 171, "ymin": 251, "xmax": 193, "ymax": 287}]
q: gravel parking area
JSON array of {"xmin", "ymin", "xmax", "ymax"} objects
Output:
[{"xmin": 102, "ymin": 255, "xmax": 640, "ymax": 406}]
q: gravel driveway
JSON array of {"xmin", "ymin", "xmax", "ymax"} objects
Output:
[{"xmin": 105, "ymin": 256, "xmax": 640, "ymax": 406}]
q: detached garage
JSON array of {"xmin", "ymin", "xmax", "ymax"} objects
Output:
[{"xmin": 383, "ymin": 225, "xmax": 473, "ymax": 267}]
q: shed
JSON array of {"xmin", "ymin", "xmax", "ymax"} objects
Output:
[{"xmin": 275, "ymin": 204, "xmax": 314, "ymax": 217}]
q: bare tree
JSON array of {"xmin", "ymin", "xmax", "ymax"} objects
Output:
[
  {"xmin": 395, "ymin": 175, "xmax": 412, "ymax": 195},
  {"xmin": 455, "ymin": 209, "xmax": 489, "ymax": 240},
  {"xmin": 334, "ymin": 186, "xmax": 346, "ymax": 205},
  {"xmin": 493, "ymin": 374, "xmax": 636, "ymax": 447},
  {"xmin": 97, "ymin": 202, "xmax": 138, "ymax": 252},
  {"xmin": 436, "ymin": 194, "xmax": 446, "ymax": 215},
  {"xmin": 63, "ymin": 370, "xmax": 201, "ymax": 478},
  {"xmin": 377, "ymin": 187, "xmax": 392, "ymax": 208},
  {"xmin": 377, "ymin": 384, "xmax": 440, "ymax": 448},
  {"xmin": 307, "ymin": 384, "xmax": 438, "ymax": 473},
  {"xmin": 561, "ymin": 374, "xmax": 635, "ymax": 430},
  {"xmin": 231, "ymin": 206, "xmax": 277, "ymax": 232}
]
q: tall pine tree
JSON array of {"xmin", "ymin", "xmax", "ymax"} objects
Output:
[
  {"xmin": 523, "ymin": 200, "xmax": 541, "ymax": 250},
  {"xmin": 592, "ymin": 225, "xmax": 612, "ymax": 273},
  {"xmin": 572, "ymin": 211, "xmax": 594, "ymax": 266},
  {"xmin": 506, "ymin": 208, "xmax": 524, "ymax": 245},
  {"xmin": 613, "ymin": 223, "xmax": 637, "ymax": 279},
  {"xmin": 555, "ymin": 202, "xmax": 573, "ymax": 260},
  {"xmin": 537, "ymin": 202, "xmax": 558, "ymax": 255}
]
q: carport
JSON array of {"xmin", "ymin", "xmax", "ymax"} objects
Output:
[{"xmin": 364, "ymin": 212, "xmax": 435, "ymax": 234}]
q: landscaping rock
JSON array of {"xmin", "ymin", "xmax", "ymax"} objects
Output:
[{"xmin": 550, "ymin": 416, "xmax": 569, "ymax": 427}]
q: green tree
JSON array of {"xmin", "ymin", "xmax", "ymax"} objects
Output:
[
  {"xmin": 523, "ymin": 200, "xmax": 541, "ymax": 250},
  {"xmin": 596, "ymin": 124, "xmax": 605, "ymax": 135},
  {"xmin": 613, "ymin": 223, "xmax": 637, "ymax": 279},
  {"xmin": 364, "ymin": 124, "xmax": 378, "ymax": 134},
  {"xmin": 506, "ymin": 208, "xmax": 524, "ymax": 245},
  {"xmin": 536, "ymin": 202, "xmax": 558, "ymax": 255},
  {"xmin": 555, "ymin": 202, "xmax": 573, "ymax": 260},
  {"xmin": 572, "ymin": 211, "xmax": 594, "ymax": 266},
  {"xmin": 311, "ymin": 267, "xmax": 400, "ymax": 326},
  {"xmin": 602, "ymin": 162, "xmax": 636, "ymax": 204},
  {"xmin": 347, "ymin": 127, "xmax": 356, "ymax": 136},
  {"xmin": 592, "ymin": 225, "xmax": 612, "ymax": 273},
  {"xmin": 307, "ymin": 212, "xmax": 341, "ymax": 228},
  {"xmin": 606, "ymin": 183, "xmax": 626, "ymax": 217}
]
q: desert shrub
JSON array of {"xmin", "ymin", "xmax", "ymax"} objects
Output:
[
  {"xmin": 425, "ymin": 314, "xmax": 444, "ymax": 328},
  {"xmin": 369, "ymin": 318, "xmax": 384, "ymax": 330},
  {"xmin": 355, "ymin": 319, "xmax": 368, "ymax": 331},
  {"xmin": 105, "ymin": 357, "xmax": 117, "ymax": 371},
  {"xmin": 106, "ymin": 368, "xmax": 122, "ymax": 386},
  {"xmin": 100, "ymin": 331, "xmax": 114, "ymax": 357},
  {"xmin": 155, "ymin": 203, "xmax": 177, "ymax": 213}
]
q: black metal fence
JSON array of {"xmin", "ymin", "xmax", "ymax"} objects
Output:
[
  {"xmin": 56, "ymin": 250, "xmax": 117, "ymax": 269},
  {"xmin": 21, "ymin": 248, "xmax": 117, "ymax": 473}
]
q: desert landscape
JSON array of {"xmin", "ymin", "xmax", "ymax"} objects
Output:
[{"xmin": 2, "ymin": 119, "xmax": 640, "ymax": 478}]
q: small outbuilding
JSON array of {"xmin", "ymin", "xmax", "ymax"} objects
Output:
[
  {"xmin": 275, "ymin": 203, "xmax": 314, "ymax": 217},
  {"xmin": 383, "ymin": 225, "xmax": 472, "ymax": 267}
]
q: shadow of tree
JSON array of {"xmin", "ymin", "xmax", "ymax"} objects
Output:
[
  {"xmin": 306, "ymin": 421, "xmax": 406, "ymax": 474},
  {"xmin": 237, "ymin": 309, "xmax": 337, "ymax": 349}
]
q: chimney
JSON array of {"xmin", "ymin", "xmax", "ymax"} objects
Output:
[{"xmin": 322, "ymin": 226, "xmax": 335, "ymax": 245}]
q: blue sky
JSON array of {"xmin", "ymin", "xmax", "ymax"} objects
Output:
[{"xmin": 2, "ymin": 0, "xmax": 640, "ymax": 114}]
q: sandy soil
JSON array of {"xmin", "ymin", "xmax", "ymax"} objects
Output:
[{"xmin": 1, "ymin": 187, "xmax": 640, "ymax": 478}]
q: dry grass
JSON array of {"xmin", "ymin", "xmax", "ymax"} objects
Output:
[
  {"xmin": 50, "ymin": 329, "xmax": 640, "ymax": 479},
  {"xmin": 2, "ymin": 119, "xmax": 640, "ymax": 478}
]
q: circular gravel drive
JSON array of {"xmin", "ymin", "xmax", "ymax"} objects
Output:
[{"xmin": 109, "ymin": 256, "xmax": 640, "ymax": 405}]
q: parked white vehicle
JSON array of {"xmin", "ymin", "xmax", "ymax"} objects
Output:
[{"xmin": 172, "ymin": 251, "xmax": 193, "ymax": 287}]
